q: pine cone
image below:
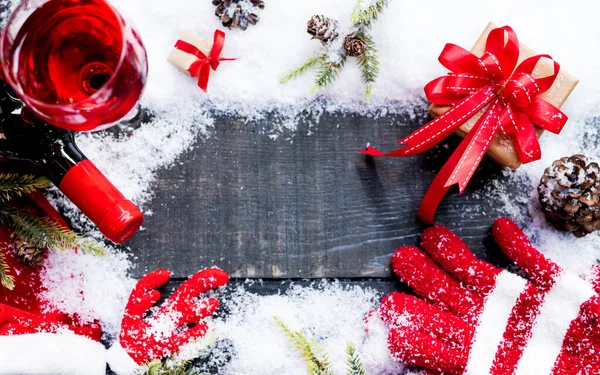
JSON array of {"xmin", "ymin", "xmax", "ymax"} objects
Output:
[
  {"xmin": 213, "ymin": 0, "xmax": 262, "ymax": 31},
  {"xmin": 12, "ymin": 233, "xmax": 45, "ymax": 267},
  {"xmin": 343, "ymin": 33, "xmax": 367, "ymax": 57},
  {"xmin": 307, "ymin": 15, "xmax": 339, "ymax": 45},
  {"xmin": 538, "ymin": 154, "xmax": 600, "ymax": 237}
]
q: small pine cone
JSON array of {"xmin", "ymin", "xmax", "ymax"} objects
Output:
[
  {"xmin": 343, "ymin": 33, "xmax": 367, "ymax": 57},
  {"xmin": 247, "ymin": 13, "xmax": 259, "ymax": 25},
  {"xmin": 307, "ymin": 15, "xmax": 339, "ymax": 45},
  {"xmin": 12, "ymin": 233, "xmax": 45, "ymax": 267},
  {"xmin": 250, "ymin": 0, "xmax": 265, "ymax": 9},
  {"xmin": 214, "ymin": 0, "xmax": 263, "ymax": 30},
  {"xmin": 538, "ymin": 154, "xmax": 600, "ymax": 237},
  {"xmin": 230, "ymin": 7, "xmax": 242, "ymax": 29}
]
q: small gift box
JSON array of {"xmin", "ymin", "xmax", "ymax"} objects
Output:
[
  {"xmin": 167, "ymin": 30, "xmax": 234, "ymax": 92},
  {"xmin": 430, "ymin": 22, "xmax": 579, "ymax": 169}
]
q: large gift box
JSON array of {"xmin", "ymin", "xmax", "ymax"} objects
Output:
[
  {"xmin": 429, "ymin": 22, "xmax": 578, "ymax": 169},
  {"xmin": 361, "ymin": 23, "xmax": 576, "ymax": 222}
]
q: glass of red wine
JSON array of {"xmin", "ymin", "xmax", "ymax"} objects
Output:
[
  {"xmin": 0, "ymin": 0, "xmax": 148, "ymax": 243},
  {"xmin": 0, "ymin": 0, "xmax": 147, "ymax": 131}
]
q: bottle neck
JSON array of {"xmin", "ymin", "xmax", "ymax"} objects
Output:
[{"xmin": 1, "ymin": 113, "xmax": 87, "ymax": 185}]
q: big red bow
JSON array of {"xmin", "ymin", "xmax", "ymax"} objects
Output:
[
  {"xmin": 361, "ymin": 26, "xmax": 567, "ymax": 223},
  {"xmin": 174, "ymin": 29, "xmax": 236, "ymax": 92}
]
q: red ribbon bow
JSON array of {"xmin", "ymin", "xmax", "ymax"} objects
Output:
[
  {"xmin": 174, "ymin": 29, "xmax": 236, "ymax": 92},
  {"xmin": 361, "ymin": 26, "xmax": 568, "ymax": 223}
]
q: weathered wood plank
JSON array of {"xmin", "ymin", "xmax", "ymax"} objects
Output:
[{"xmin": 126, "ymin": 108, "xmax": 514, "ymax": 278}]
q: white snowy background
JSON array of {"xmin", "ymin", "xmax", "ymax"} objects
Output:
[{"xmin": 8, "ymin": 0, "xmax": 600, "ymax": 373}]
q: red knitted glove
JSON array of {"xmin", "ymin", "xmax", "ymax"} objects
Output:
[
  {"xmin": 379, "ymin": 218, "xmax": 600, "ymax": 375},
  {"xmin": 106, "ymin": 268, "xmax": 229, "ymax": 374}
]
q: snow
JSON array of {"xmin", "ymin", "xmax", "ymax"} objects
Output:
[
  {"xmin": 196, "ymin": 281, "xmax": 405, "ymax": 374},
  {"xmin": 3, "ymin": 0, "xmax": 600, "ymax": 373},
  {"xmin": 0, "ymin": 332, "xmax": 107, "ymax": 375},
  {"xmin": 39, "ymin": 249, "xmax": 135, "ymax": 336}
]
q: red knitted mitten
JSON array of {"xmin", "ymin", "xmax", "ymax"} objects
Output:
[
  {"xmin": 379, "ymin": 218, "xmax": 600, "ymax": 375},
  {"xmin": 106, "ymin": 268, "xmax": 229, "ymax": 374}
]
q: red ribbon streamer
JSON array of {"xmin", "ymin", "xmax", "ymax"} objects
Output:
[
  {"xmin": 174, "ymin": 29, "xmax": 236, "ymax": 92},
  {"xmin": 360, "ymin": 26, "xmax": 568, "ymax": 223}
]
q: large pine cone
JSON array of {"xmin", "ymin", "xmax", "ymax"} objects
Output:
[
  {"xmin": 343, "ymin": 33, "xmax": 367, "ymax": 57},
  {"xmin": 213, "ymin": 0, "xmax": 263, "ymax": 31},
  {"xmin": 12, "ymin": 233, "xmax": 45, "ymax": 267},
  {"xmin": 307, "ymin": 15, "xmax": 339, "ymax": 45},
  {"xmin": 538, "ymin": 154, "xmax": 600, "ymax": 237}
]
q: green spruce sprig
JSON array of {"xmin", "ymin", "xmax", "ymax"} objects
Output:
[
  {"xmin": 0, "ymin": 173, "xmax": 51, "ymax": 202},
  {"xmin": 355, "ymin": 32, "xmax": 379, "ymax": 100},
  {"xmin": 345, "ymin": 342, "xmax": 367, "ymax": 375},
  {"xmin": 140, "ymin": 360, "xmax": 199, "ymax": 375},
  {"xmin": 275, "ymin": 316, "xmax": 334, "ymax": 375},
  {"xmin": 0, "ymin": 173, "xmax": 107, "ymax": 290},
  {"xmin": 281, "ymin": 0, "xmax": 386, "ymax": 99},
  {"xmin": 351, "ymin": 0, "xmax": 388, "ymax": 29},
  {"xmin": 310, "ymin": 57, "xmax": 347, "ymax": 95},
  {"xmin": 138, "ymin": 336, "xmax": 213, "ymax": 375},
  {"xmin": 0, "ymin": 251, "xmax": 14, "ymax": 289},
  {"xmin": 1, "ymin": 209, "xmax": 105, "ymax": 256},
  {"xmin": 281, "ymin": 55, "xmax": 325, "ymax": 84}
]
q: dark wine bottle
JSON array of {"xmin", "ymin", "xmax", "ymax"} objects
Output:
[{"xmin": 0, "ymin": 82, "xmax": 142, "ymax": 243}]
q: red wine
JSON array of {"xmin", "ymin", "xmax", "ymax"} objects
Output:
[{"xmin": 7, "ymin": 0, "xmax": 147, "ymax": 130}]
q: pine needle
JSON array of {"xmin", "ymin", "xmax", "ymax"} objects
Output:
[
  {"xmin": 311, "ymin": 56, "xmax": 347, "ymax": 95},
  {"xmin": 345, "ymin": 342, "xmax": 367, "ymax": 375},
  {"xmin": 356, "ymin": 32, "xmax": 379, "ymax": 100},
  {"xmin": 275, "ymin": 316, "xmax": 334, "ymax": 375},
  {"xmin": 351, "ymin": 0, "xmax": 388, "ymax": 29},
  {"xmin": 139, "ymin": 359, "xmax": 200, "ymax": 375},
  {"xmin": 281, "ymin": 54, "xmax": 324, "ymax": 84},
  {"xmin": 0, "ymin": 173, "xmax": 51, "ymax": 202},
  {"xmin": 139, "ymin": 336, "xmax": 213, "ymax": 375},
  {"xmin": 0, "ymin": 208, "xmax": 106, "ymax": 256},
  {"xmin": 0, "ymin": 251, "xmax": 14, "ymax": 290}
]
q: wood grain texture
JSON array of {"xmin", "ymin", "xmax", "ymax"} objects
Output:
[
  {"xmin": 125, "ymin": 107, "xmax": 515, "ymax": 279},
  {"xmin": 0, "ymin": 3, "xmax": 518, "ymax": 281}
]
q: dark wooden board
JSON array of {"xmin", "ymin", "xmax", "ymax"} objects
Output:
[
  {"xmin": 125, "ymin": 106, "xmax": 517, "ymax": 279},
  {"xmin": 0, "ymin": 3, "xmax": 520, "ymax": 281}
]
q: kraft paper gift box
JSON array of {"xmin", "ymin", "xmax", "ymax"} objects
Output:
[
  {"xmin": 167, "ymin": 31, "xmax": 217, "ymax": 78},
  {"xmin": 429, "ymin": 22, "xmax": 578, "ymax": 169}
]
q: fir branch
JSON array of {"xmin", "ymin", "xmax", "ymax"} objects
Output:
[
  {"xmin": 351, "ymin": 0, "xmax": 388, "ymax": 30},
  {"xmin": 310, "ymin": 56, "xmax": 347, "ymax": 95},
  {"xmin": 139, "ymin": 359, "xmax": 200, "ymax": 375},
  {"xmin": 346, "ymin": 342, "xmax": 367, "ymax": 375},
  {"xmin": 0, "ymin": 251, "xmax": 14, "ymax": 290},
  {"xmin": 139, "ymin": 336, "xmax": 213, "ymax": 375},
  {"xmin": 275, "ymin": 316, "xmax": 334, "ymax": 375},
  {"xmin": 0, "ymin": 173, "xmax": 51, "ymax": 202},
  {"xmin": 0, "ymin": 208, "xmax": 106, "ymax": 256},
  {"xmin": 281, "ymin": 54, "xmax": 325, "ymax": 84},
  {"xmin": 355, "ymin": 32, "xmax": 379, "ymax": 100}
]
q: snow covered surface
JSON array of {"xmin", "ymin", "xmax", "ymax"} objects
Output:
[
  {"xmin": 197, "ymin": 281, "xmax": 405, "ymax": 374},
  {"xmin": 5, "ymin": 0, "xmax": 600, "ymax": 372}
]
